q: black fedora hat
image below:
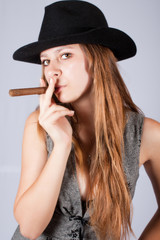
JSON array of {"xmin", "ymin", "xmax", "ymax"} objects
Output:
[{"xmin": 13, "ymin": 0, "xmax": 137, "ymax": 64}]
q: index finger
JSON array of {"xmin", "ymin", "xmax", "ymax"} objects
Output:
[{"xmin": 42, "ymin": 78, "xmax": 56, "ymax": 106}]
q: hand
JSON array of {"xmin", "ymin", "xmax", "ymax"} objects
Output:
[{"xmin": 38, "ymin": 78, "xmax": 74, "ymax": 145}]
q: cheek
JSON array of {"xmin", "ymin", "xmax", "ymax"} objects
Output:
[
  {"xmin": 57, "ymin": 68, "xmax": 92, "ymax": 103},
  {"xmin": 68, "ymin": 61, "xmax": 90, "ymax": 87},
  {"xmin": 42, "ymin": 68, "xmax": 49, "ymax": 84}
]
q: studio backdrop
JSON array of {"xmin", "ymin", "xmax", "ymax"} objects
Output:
[{"xmin": 0, "ymin": 0, "xmax": 160, "ymax": 239}]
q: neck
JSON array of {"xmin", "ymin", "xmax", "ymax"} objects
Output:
[
  {"xmin": 72, "ymin": 91, "xmax": 96, "ymax": 157},
  {"xmin": 72, "ymin": 89, "xmax": 95, "ymax": 129}
]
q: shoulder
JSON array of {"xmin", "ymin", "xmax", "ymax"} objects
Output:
[
  {"xmin": 140, "ymin": 116, "xmax": 160, "ymax": 165},
  {"xmin": 140, "ymin": 116, "xmax": 160, "ymax": 206},
  {"xmin": 23, "ymin": 108, "xmax": 46, "ymax": 147},
  {"xmin": 25, "ymin": 108, "xmax": 39, "ymax": 125},
  {"xmin": 143, "ymin": 117, "xmax": 160, "ymax": 138}
]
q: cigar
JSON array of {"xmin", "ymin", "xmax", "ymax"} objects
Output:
[{"xmin": 9, "ymin": 87, "xmax": 47, "ymax": 97}]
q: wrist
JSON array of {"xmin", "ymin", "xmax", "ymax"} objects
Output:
[
  {"xmin": 49, "ymin": 141, "xmax": 72, "ymax": 165},
  {"xmin": 53, "ymin": 141, "xmax": 72, "ymax": 152}
]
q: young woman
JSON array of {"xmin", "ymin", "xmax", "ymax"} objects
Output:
[{"xmin": 11, "ymin": 1, "xmax": 160, "ymax": 240}]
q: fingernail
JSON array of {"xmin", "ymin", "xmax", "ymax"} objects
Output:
[{"xmin": 50, "ymin": 78, "xmax": 53, "ymax": 84}]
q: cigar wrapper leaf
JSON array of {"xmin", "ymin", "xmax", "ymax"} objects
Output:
[{"xmin": 9, "ymin": 87, "xmax": 47, "ymax": 97}]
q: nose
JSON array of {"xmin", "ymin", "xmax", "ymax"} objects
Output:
[{"xmin": 45, "ymin": 61, "xmax": 62, "ymax": 82}]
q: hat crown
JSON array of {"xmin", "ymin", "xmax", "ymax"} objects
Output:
[
  {"xmin": 38, "ymin": 0, "xmax": 108, "ymax": 41},
  {"xmin": 13, "ymin": 0, "xmax": 137, "ymax": 64}
]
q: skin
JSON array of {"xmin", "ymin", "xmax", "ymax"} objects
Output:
[
  {"xmin": 138, "ymin": 118, "xmax": 160, "ymax": 239},
  {"xmin": 13, "ymin": 44, "xmax": 160, "ymax": 239},
  {"xmin": 40, "ymin": 44, "xmax": 96, "ymax": 147}
]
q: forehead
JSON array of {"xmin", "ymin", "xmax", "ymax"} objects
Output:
[{"xmin": 40, "ymin": 44, "xmax": 80, "ymax": 57}]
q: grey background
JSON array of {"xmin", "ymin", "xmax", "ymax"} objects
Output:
[{"xmin": 0, "ymin": 0, "xmax": 160, "ymax": 239}]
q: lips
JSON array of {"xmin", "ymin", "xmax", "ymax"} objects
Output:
[{"xmin": 54, "ymin": 85, "xmax": 66, "ymax": 94}]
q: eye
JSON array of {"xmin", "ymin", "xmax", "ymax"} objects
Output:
[
  {"xmin": 41, "ymin": 59, "xmax": 50, "ymax": 66},
  {"xmin": 61, "ymin": 53, "xmax": 72, "ymax": 60}
]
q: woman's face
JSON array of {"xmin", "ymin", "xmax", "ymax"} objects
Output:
[{"xmin": 40, "ymin": 44, "xmax": 93, "ymax": 104}]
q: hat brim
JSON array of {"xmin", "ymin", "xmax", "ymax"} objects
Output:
[{"xmin": 13, "ymin": 27, "xmax": 137, "ymax": 64}]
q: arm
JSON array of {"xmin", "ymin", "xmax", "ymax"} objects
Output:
[
  {"xmin": 139, "ymin": 117, "xmax": 160, "ymax": 240},
  {"xmin": 14, "ymin": 78, "xmax": 74, "ymax": 240},
  {"xmin": 14, "ymin": 111, "xmax": 72, "ymax": 240}
]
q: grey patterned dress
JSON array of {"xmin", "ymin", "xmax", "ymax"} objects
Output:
[{"xmin": 11, "ymin": 111, "xmax": 144, "ymax": 240}]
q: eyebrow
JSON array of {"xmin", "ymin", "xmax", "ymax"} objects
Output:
[{"xmin": 40, "ymin": 46, "xmax": 75, "ymax": 58}]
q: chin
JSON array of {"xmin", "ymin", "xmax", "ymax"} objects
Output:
[
  {"xmin": 55, "ymin": 94, "xmax": 73, "ymax": 104},
  {"xmin": 55, "ymin": 92, "xmax": 81, "ymax": 105}
]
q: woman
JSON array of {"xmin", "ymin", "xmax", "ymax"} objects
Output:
[{"xmin": 11, "ymin": 1, "xmax": 160, "ymax": 240}]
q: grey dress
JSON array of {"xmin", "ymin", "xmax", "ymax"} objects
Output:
[{"xmin": 11, "ymin": 111, "xmax": 144, "ymax": 240}]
